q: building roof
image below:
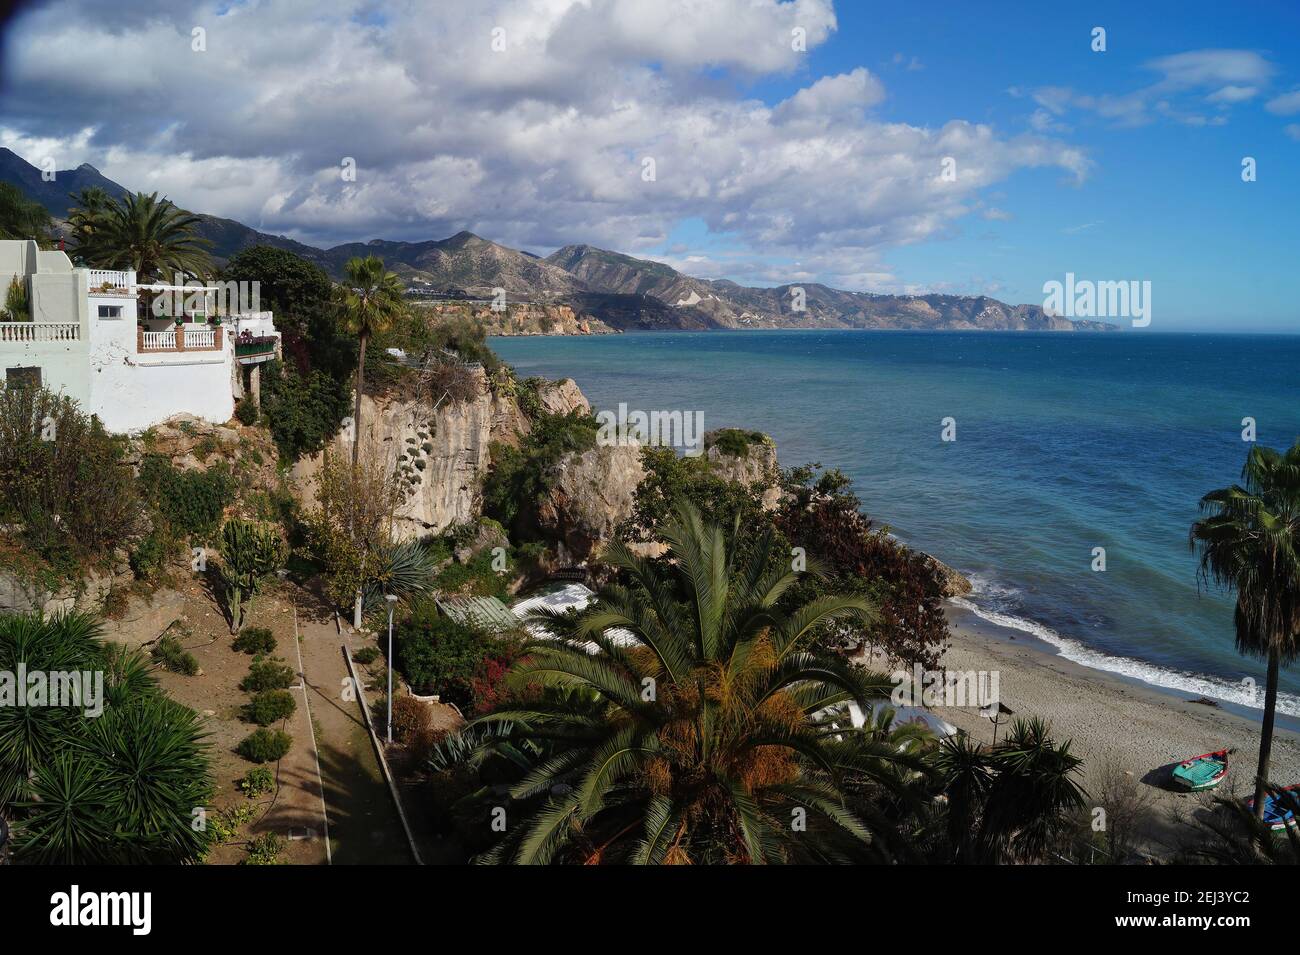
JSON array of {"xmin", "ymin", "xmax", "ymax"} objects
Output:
[{"xmin": 435, "ymin": 595, "xmax": 518, "ymax": 632}]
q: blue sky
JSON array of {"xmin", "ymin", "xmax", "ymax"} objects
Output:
[
  {"xmin": 2, "ymin": 0, "xmax": 1298, "ymax": 331},
  {"xmin": 658, "ymin": 1, "xmax": 1300, "ymax": 331}
]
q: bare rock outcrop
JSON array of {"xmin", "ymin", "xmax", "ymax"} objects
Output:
[
  {"xmin": 536, "ymin": 442, "xmax": 646, "ymax": 563},
  {"xmin": 704, "ymin": 429, "xmax": 783, "ymax": 510}
]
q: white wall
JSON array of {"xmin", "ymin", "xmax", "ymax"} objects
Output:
[{"xmin": 86, "ymin": 310, "xmax": 235, "ymax": 433}]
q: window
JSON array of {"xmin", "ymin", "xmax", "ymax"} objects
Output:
[
  {"xmin": 5, "ymin": 366, "xmax": 41, "ymax": 390},
  {"xmin": 98, "ymin": 305, "xmax": 123, "ymax": 319}
]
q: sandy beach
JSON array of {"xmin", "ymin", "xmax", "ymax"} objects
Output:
[{"xmin": 881, "ymin": 604, "xmax": 1300, "ymax": 856}]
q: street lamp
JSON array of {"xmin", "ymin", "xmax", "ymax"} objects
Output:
[{"xmin": 385, "ymin": 594, "xmax": 399, "ymax": 744}]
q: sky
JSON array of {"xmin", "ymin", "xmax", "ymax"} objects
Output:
[{"xmin": 1, "ymin": 0, "xmax": 1297, "ymax": 331}]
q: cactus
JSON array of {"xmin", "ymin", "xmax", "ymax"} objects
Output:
[{"xmin": 218, "ymin": 519, "xmax": 288, "ymax": 633}]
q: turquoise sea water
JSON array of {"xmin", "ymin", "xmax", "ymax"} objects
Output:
[{"xmin": 492, "ymin": 330, "xmax": 1300, "ymax": 715}]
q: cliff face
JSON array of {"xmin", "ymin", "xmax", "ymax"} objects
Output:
[
  {"xmin": 292, "ymin": 370, "xmax": 499, "ymax": 538},
  {"xmin": 537, "ymin": 442, "xmax": 646, "ymax": 564},
  {"xmin": 414, "ymin": 300, "xmax": 617, "ymax": 336}
]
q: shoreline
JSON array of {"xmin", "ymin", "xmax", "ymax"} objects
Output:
[{"xmin": 919, "ymin": 603, "xmax": 1300, "ymax": 850}]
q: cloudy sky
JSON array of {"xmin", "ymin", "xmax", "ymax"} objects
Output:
[{"xmin": 2, "ymin": 0, "xmax": 1298, "ymax": 329}]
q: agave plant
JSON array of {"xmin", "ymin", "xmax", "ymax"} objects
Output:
[
  {"xmin": 217, "ymin": 519, "xmax": 288, "ymax": 633},
  {"xmin": 1, "ymin": 613, "xmax": 214, "ymax": 864},
  {"xmin": 438, "ymin": 501, "xmax": 933, "ymax": 864},
  {"xmin": 361, "ymin": 536, "xmax": 438, "ymax": 617},
  {"xmin": 0, "ymin": 611, "xmax": 104, "ymax": 804}
]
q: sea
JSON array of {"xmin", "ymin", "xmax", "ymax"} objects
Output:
[{"xmin": 492, "ymin": 329, "xmax": 1300, "ymax": 719}]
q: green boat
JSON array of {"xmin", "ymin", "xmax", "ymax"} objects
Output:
[{"xmin": 1171, "ymin": 749, "xmax": 1230, "ymax": 791}]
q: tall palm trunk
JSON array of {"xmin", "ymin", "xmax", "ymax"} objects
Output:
[
  {"xmin": 352, "ymin": 330, "xmax": 368, "ymax": 467},
  {"xmin": 1254, "ymin": 648, "xmax": 1281, "ymax": 818}
]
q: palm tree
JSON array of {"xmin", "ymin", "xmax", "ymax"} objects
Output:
[
  {"xmin": 439, "ymin": 502, "xmax": 933, "ymax": 864},
  {"xmin": 1191, "ymin": 443, "xmax": 1300, "ymax": 819},
  {"xmin": 75, "ymin": 191, "xmax": 211, "ymax": 282},
  {"xmin": 0, "ymin": 182, "xmax": 53, "ymax": 244},
  {"xmin": 65, "ymin": 186, "xmax": 113, "ymax": 250},
  {"xmin": 342, "ymin": 255, "xmax": 405, "ymax": 465}
]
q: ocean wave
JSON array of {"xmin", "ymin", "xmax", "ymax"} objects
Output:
[{"xmin": 949, "ymin": 596, "xmax": 1300, "ymax": 719}]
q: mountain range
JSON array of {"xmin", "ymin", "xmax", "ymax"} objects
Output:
[{"xmin": 0, "ymin": 147, "xmax": 1115, "ymax": 333}]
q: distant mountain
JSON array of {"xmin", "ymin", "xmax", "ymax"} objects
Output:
[
  {"xmin": 318, "ymin": 231, "xmax": 583, "ymax": 297},
  {"xmin": 547, "ymin": 243, "xmax": 1115, "ymax": 332},
  {"xmin": 0, "ymin": 147, "xmax": 1114, "ymax": 332}
]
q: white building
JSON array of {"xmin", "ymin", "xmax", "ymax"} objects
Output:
[{"xmin": 0, "ymin": 240, "xmax": 279, "ymax": 433}]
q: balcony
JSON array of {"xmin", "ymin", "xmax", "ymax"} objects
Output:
[
  {"xmin": 87, "ymin": 270, "xmax": 137, "ymax": 295},
  {"xmin": 0, "ymin": 321, "xmax": 82, "ymax": 343},
  {"xmin": 234, "ymin": 333, "xmax": 277, "ymax": 363},
  {"xmin": 137, "ymin": 324, "xmax": 222, "ymax": 353}
]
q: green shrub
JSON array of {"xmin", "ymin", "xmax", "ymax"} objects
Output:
[
  {"xmin": 234, "ymin": 396, "xmax": 259, "ymax": 426},
  {"xmin": 129, "ymin": 528, "xmax": 171, "ymax": 579},
  {"xmin": 260, "ymin": 360, "xmax": 352, "ymax": 461},
  {"xmin": 711, "ymin": 428, "xmax": 768, "ymax": 458},
  {"xmin": 4, "ymin": 274, "xmax": 29, "ymax": 321},
  {"xmin": 239, "ymin": 656, "xmax": 295, "ymax": 692},
  {"xmin": 395, "ymin": 604, "xmax": 497, "ymax": 708},
  {"xmin": 242, "ymin": 831, "xmax": 284, "ymax": 865},
  {"xmin": 151, "ymin": 634, "xmax": 199, "ymax": 676},
  {"xmin": 233, "ymin": 626, "xmax": 277, "ymax": 655},
  {"xmin": 0, "ymin": 387, "xmax": 142, "ymax": 571},
  {"xmin": 352, "ymin": 646, "xmax": 379, "ymax": 665},
  {"xmin": 243, "ymin": 689, "xmax": 296, "ymax": 726},
  {"xmin": 138, "ymin": 455, "xmax": 235, "ymax": 539},
  {"xmin": 236, "ymin": 728, "xmax": 292, "ymax": 763},
  {"xmin": 238, "ymin": 766, "xmax": 276, "ymax": 799}
]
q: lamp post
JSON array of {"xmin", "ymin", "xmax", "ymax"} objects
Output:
[{"xmin": 385, "ymin": 594, "xmax": 399, "ymax": 744}]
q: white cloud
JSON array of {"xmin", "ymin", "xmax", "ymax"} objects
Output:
[
  {"xmin": 0, "ymin": 0, "xmax": 1088, "ymax": 290},
  {"xmin": 1021, "ymin": 49, "xmax": 1276, "ymax": 128},
  {"xmin": 1266, "ymin": 89, "xmax": 1300, "ymax": 115}
]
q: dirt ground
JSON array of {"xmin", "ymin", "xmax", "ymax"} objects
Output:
[{"xmin": 115, "ymin": 574, "xmax": 411, "ymax": 864}]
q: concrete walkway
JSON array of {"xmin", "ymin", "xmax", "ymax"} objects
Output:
[{"xmin": 292, "ymin": 597, "xmax": 414, "ymax": 865}]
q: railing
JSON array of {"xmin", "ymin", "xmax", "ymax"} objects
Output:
[
  {"xmin": 235, "ymin": 335, "xmax": 277, "ymax": 358},
  {"xmin": 186, "ymin": 326, "xmax": 216, "ymax": 349},
  {"xmin": 0, "ymin": 322, "xmax": 82, "ymax": 343},
  {"xmin": 141, "ymin": 329, "xmax": 177, "ymax": 350},
  {"xmin": 137, "ymin": 324, "xmax": 224, "ymax": 353},
  {"xmin": 87, "ymin": 269, "xmax": 136, "ymax": 291}
]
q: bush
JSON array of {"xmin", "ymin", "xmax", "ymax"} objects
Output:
[
  {"xmin": 710, "ymin": 428, "xmax": 768, "ymax": 458},
  {"xmin": 138, "ymin": 455, "xmax": 235, "ymax": 539},
  {"xmin": 395, "ymin": 603, "xmax": 498, "ymax": 709},
  {"xmin": 352, "ymin": 646, "xmax": 379, "ymax": 665},
  {"xmin": 234, "ymin": 396, "xmax": 259, "ymax": 426},
  {"xmin": 129, "ymin": 528, "xmax": 172, "ymax": 579},
  {"xmin": 151, "ymin": 634, "xmax": 199, "ymax": 676},
  {"xmin": 243, "ymin": 831, "xmax": 284, "ymax": 865},
  {"xmin": 260, "ymin": 360, "xmax": 352, "ymax": 461},
  {"xmin": 0, "ymin": 387, "xmax": 142, "ymax": 570},
  {"xmin": 238, "ymin": 766, "xmax": 276, "ymax": 799},
  {"xmin": 239, "ymin": 656, "xmax": 295, "ymax": 692},
  {"xmin": 390, "ymin": 695, "xmax": 431, "ymax": 744},
  {"xmin": 233, "ymin": 627, "xmax": 277, "ymax": 655},
  {"xmin": 236, "ymin": 728, "xmax": 292, "ymax": 763},
  {"xmin": 243, "ymin": 689, "xmax": 296, "ymax": 726},
  {"xmin": 4, "ymin": 274, "xmax": 29, "ymax": 320}
]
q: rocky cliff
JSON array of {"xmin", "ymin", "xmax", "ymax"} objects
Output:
[{"xmin": 414, "ymin": 300, "xmax": 617, "ymax": 336}]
